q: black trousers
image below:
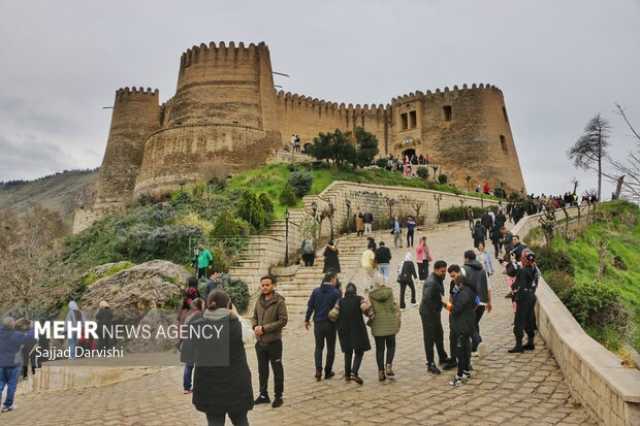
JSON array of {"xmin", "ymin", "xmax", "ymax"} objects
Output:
[
  {"xmin": 344, "ymin": 349, "xmax": 364, "ymax": 376},
  {"xmin": 406, "ymin": 230, "xmax": 415, "ymax": 247},
  {"xmin": 417, "ymin": 262, "xmax": 429, "ymax": 280},
  {"xmin": 314, "ymin": 321, "xmax": 336, "ymax": 373},
  {"xmin": 420, "ymin": 314, "xmax": 448, "ymax": 365},
  {"xmin": 198, "ymin": 267, "xmax": 208, "ymax": 279},
  {"xmin": 255, "ymin": 340, "xmax": 284, "ymax": 398},
  {"xmin": 399, "ymin": 281, "xmax": 416, "ymax": 308},
  {"xmin": 514, "ymin": 293, "xmax": 536, "ymax": 345},
  {"xmin": 472, "ymin": 305, "xmax": 486, "ymax": 352},
  {"xmin": 473, "ymin": 238, "xmax": 485, "ymax": 249},
  {"xmin": 206, "ymin": 410, "xmax": 249, "ymax": 426},
  {"xmin": 302, "ymin": 253, "xmax": 315, "ymax": 266},
  {"xmin": 491, "ymin": 240, "xmax": 502, "ymax": 258},
  {"xmin": 374, "ymin": 335, "xmax": 396, "ymax": 370},
  {"xmin": 449, "ymin": 325, "xmax": 457, "ymax": 364},
  {"xmin": 455, "ymin": 333, "xmax": 472, "ymax": 377}
]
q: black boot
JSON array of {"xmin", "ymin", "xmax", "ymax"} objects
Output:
[
  {"xmin": 508, "ymin": 343, "xmax": 524, "ymax": 353},
  {"xmin": 523, "ymin": 338, "xmax": 535, "ymax": 351},
  {"xmin": 255, "ymin": 393, "xmax": 270, "ymax": 404}
]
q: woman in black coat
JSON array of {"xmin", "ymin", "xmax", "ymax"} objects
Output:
[
  {"xmin": 337, "ymin": 283, "xmax": 371, "ymax": 384},
  {"xmin": 323, "ymin": 240, "xmax": 341, "ymax": 274},
  {"xmin": 190, "ymin": 290, "xmax": 253, "ymax": 426}
]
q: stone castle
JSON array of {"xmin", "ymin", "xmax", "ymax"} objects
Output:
[{"xmin": 93, "ymin": 41, "xmax": 526, "ymax": 212}]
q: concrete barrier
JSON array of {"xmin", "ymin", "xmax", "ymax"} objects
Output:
[{"xmin": 513, "ymin": 207, "xmax": 640, "ymax": 426}]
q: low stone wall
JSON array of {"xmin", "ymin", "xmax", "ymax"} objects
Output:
[
  {"xmin": 514, "ymin": 207, "xmax": 640, "ymax": 426},
  {"xmin": 303, "ymin": 180, "xmax": 499, "ymax": 239}
]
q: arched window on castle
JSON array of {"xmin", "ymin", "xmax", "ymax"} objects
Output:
[
  {"xmin": 502, "ymin": 106, "xmax": 509, "ymax": 123},
  {"xmin": 443, "ymin": 105, "xmax": 452, "ymax": 122},
  {"xmin": 500, "ymin": 135, "xmax": 508, "ymax": 154}
]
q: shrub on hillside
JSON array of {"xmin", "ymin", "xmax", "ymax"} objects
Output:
[
  {"xmin": 258, "ymin": 193, "xmax": 274, "ymax": 215},
  {"xmin": 533, "ymin": 245, "xmax": 575, "ymax": 275},
  {"xmin": 288, "ymin": 171, "xmax": 313, "ymax": 197},
  {"xmin": 494, "ymin": 187, "xmax": 506, "ymax": 199},
  {"xmin": 210, "ymin": 212, "xmax": 250, "ymax": 251},
  {"xmin": 236, "ymin": 191, "xmax": 273, "ymax": 231},
  {"xmin": 437, "ymin": 174, "xmax": 448, "ymax": 184},
  {"xmin": 417, "ymin": 167, "xmax": 429, "ymax": 179},
  {"xmin": 543, "ymin": 270, "xmax": 576, "ymax": 300},
  {"xmin": 438, "ymin": 206, "xmax": 495, "ymax": 223},
  {"xmin": 563, "ymin": 281, "xmax": 628, "ymax": 333},
  {"xmin": 374, "ymin": 158, "xmax": 388, "ymax": 168},
  {"xmin": 225, "ymin": 277, "xmax": 250, "ymax": 313},
  {"xmin": 122, "ymin": 224, "xmax": 202, "ymax": 265},
  {"xmin": 279, "ymin": 184, "xmax": 298, "ymax": 206}
]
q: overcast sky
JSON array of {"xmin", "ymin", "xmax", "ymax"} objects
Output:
[{"xmin": 1, "ymin": 0, "xmax": 639, "ymax": 196}]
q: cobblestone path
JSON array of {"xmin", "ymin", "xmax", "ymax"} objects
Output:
[{"xmin": 2, "ymin": 223, "xmax": 594, "ymax": 426}]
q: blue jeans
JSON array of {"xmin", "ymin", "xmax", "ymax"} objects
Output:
[
  {"xmin": 378, "ymin": 264, "xmax": 390, "ymax": 282},
  {"xmin": 0, "ymin": 366, "xmax": 20, "ymax": 408},
  {"xmin": 68, "ymin": 338, "xmax": 77, "ymax": 359},
  {"xmin": 183, "ymin": 364, "xmax": 194, "ymax": 390}
]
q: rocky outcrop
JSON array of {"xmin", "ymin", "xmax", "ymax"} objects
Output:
[{"xmin": 80, "ymin": 260, "xmax": 190, "ymax": 315}]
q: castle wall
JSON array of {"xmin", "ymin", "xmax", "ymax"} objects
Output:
[{"xmin": 94, "ymin": 87, "xmax": 160, "ymax": 209}]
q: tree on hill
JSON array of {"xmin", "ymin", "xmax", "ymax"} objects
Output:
[
  {"xmin": 307, "ymin": 127, "xmax": 378, "ymax": 168},
  {"xmin": 610, "ymin": 104, "xmax": 640, "ymax": 202},
  {"xmin": 568, "ymin": 114, "xmax": 610, "ymax": 201}
]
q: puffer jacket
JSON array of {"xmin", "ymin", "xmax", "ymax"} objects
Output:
[
  {"xmin": 251, "ymin": 292, "xmax": 288, "ymax": 344},
  {"xmin": 368, "ymin": 285, "xmax": 400, "ymax": 337}
]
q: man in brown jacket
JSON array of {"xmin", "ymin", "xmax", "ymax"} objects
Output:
[{"xmin": 252, "ymin": 275, "xmax": 288, "ymax": 408}]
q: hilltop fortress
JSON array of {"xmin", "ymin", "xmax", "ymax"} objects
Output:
[{"xmin": 93, "ymin": 41, "xmax": 525, "ymax": 214}]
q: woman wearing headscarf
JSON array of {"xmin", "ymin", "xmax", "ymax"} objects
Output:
[
  {"xmin": 95, "ymin": 301, "xmax": 113, "ymax": 351},
  {"xmin": 336, "ymin": 283, "xmax": 370, "ymax": 385},
  {"xmin": 65, "ymin": 301, "xmax": 84, "ymax": 359},
  {"xmin": 180, "ymin": 298, "xmax": 204, "ymax": 394},
  {"xmin": 191, "ymin": 290, "xmax": 253, "ymax": 426},
  {"xmin": 322, "ymin": 240, "xmax": 341, "ymax": 274},
  {"xmin": 397, "ymin": 252, "xmax": 418, "ymax": 309}
]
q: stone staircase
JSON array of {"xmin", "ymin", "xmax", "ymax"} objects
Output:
[{"xmin": 267, "ymin": 149, "xmax": 314, "ymax": 164}]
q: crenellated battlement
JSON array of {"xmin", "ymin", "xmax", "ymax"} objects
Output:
[
  {"xmin": 275, "ymin": 90, "xmax": 389, "ymax": 115},
  {"xmin": 389, "ymin": 83, "xmax": 503, "ymax": 104},
  {"xmin": 115, "ymin": 86, "xmax": 159, "ymax": 102},
  {"xmin": 179, "ymin": 41, "xmax": 268, "ymax": 69}
]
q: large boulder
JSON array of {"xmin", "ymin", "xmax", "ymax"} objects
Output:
[{"xmin": 80, "ymin": 260, "xmax": 190, "ymax": 318}]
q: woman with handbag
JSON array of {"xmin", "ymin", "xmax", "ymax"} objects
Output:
[
  {"xmin": 368, "ymin": 279, "xmax": 401, "ymax": 381},
  {"xmin": 332, "ymin": 283, "xmax": 371, "ymax": 385}
]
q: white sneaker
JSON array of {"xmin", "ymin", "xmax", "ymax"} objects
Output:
[{"xmin": 449, "ymin": 375, "xmax": 464, "ymax": 386}]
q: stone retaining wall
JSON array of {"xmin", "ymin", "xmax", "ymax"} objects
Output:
[{"xmin": 514, "ymin": 207, "xmax": 640, "ymax": 426}]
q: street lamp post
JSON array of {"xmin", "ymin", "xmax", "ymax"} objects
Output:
[{"xmin": 284, "ymin": 208, "xmax": 290, "ymax": 266}]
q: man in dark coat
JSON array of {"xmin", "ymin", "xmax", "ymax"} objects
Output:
[
  {"xmin": 462, "ymin": 251, "xmax": 492, "ymax": 354},
  {"xmin": 305, "ymin": 272, "xmax": 341, "ymax": 381},
  {"xmin": 480, "ymin": 211, "xmax": 493, "ymax": 239},
  {"xmin": 494, "ymin": 210, "xmax": 507, "ymax": 229},
  {"xmin": 447, "ymin": 266, "xmax": 476, "ymax": 386},
  {"xmin": 251, "ymin": 276, "xmax": 288, "ymax": 408},
  {"xmin": 191, "ymin": 291, "xmax": 253, "ymax": 425},
  {"xmin": 510, "ymin": 235, "xmax": 528, "ymax": 262},
  {"xmin": 374, "ymin": 241, "xmax": 392, "ymax": 283},
  {"xmin": 1, "ymin": 317, "xmax": 35, "ymax": 413},
  {"xmin": 397, "ymin": 253, "xmax": 418, "ymax": 309},
  {"xmin": 472, "ymin": 221, "xmax": 486, "ymax": 249},
  {"xmin": 337, "ymin": 283, "xmax": 371, "ymax": 384},
  {"xmin": 509, "ymin": 252, "xmax": 538, "ymax": 353},
  {"xmin": 419, "ymin": 260, "xmax": 450, "ymax": 374}
]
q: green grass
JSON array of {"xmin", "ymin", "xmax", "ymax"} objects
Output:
[{"xmin": 546, "ymin": 201, "xmax": 640, "ymax": 352}]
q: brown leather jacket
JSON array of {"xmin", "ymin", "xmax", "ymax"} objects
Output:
[{"xmin": 251, "ymin": 292, "xmax": 288, "ymax": 344}]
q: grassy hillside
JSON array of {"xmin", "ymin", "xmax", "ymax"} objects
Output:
[{"xmin": 538, "ymin": 201, "xmax": 640, "ymax": 355}]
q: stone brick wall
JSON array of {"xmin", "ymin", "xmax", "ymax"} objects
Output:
[{"xmin": 514, "ymin": 209, "xmax": 640, "ymax": 426}]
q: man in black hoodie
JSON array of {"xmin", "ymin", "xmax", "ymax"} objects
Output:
[
  {"xmin": 419, "ymin": 260, "xmax": 450, "ymax": 374},
  {"xmin": 374, "ymin": 241, "xmax": 392, "ymax": 283},
  {"xmin": 462, "ymin": 250, "xmax": 492, "ymax": 354},
  {"xmin": 305, "ymin": 272, "xmax": 341, "ymax": 381}
]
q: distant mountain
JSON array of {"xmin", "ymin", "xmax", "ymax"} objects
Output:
[{"xmin": 0, "ymin": 169, "xmax": 98, "ymax": 229}]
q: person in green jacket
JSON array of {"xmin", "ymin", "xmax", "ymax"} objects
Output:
[
  {"xmin": 368, "ymin": 280, "xmax": 401, "ymax": 381},
  {"xmin": 195, "ymin": 246, "xmax": 214, "ymax": 279}
]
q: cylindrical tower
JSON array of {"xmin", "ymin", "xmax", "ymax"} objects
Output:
[
  {"xmin": 392, "ymin": 83, "xmax": 525, "ymax": 193},
  {"xmin": 134, "ymin": 41, "xmax": 281, "ymax": 197},
  {"xmin": 95, "ymin": 87, "xmax": 160, "ymax": 209}
]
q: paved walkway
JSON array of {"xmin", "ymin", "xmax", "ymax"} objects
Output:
[{"xmin": 2, "ymin": 223, "xmax": 594, "ymax": 426}]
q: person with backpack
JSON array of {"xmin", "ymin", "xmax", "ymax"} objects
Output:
[
  {"xmin": 368, "ymin": 278, "xmax": 401, "ymax": 381},
  {"xmin": 415, "ymin": 236, "xmax": 434, "ymax": 280},
  {"xmin": 305, "ymin": 272, "xmax": 341, "ymax": 381},
  {"xmin": 374, "ymin": 241, "xmax": 392, "ymax": 283},
  {"xmin": 397, "ymin": 252, "xmax": 418, "ymax": 309},
  {"xmin": 322, "ymin": 240, "xmax": 341, "ymax": 274},
  {"xmin": 419, "ymin": 260, "xmax": 450, "ymax": 375},
  {"xmin": 301, "ymin": 238, "xmax": 316, "ymax": 267},
  {"xmin": 335, "ymin": 283, "xmax": 371, "ymax": 385},
  {"xmin": 446, "ymin": 264, "xmax": 476, "ymax": 386},
  {"xmin": 363, "ymin": 212, "xmax": 374, "ymax": 235}
]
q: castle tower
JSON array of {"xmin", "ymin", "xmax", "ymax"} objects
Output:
[
  {"xmin": 390, "ymin": 84, "xmax": 525, "ymax": 193},
  {"xmin": 133, "ymin": 42, "xmax": 281, "ymax": 197},
  {"xmin": 94, "ymin": 87, "xmax": 160, "ymax": 209}
]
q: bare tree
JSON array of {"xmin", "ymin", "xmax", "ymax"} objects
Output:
[
  {"xmin": 568, "ymin": 114, "xmax": 611, "ymax": 201},
  {"xmin": 609, "ymin": 104, "xmax": 640, "ymax": 201},
  {"xmin": 0, "ymin": 205, "xmax": 70, "ymax": 318}
]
